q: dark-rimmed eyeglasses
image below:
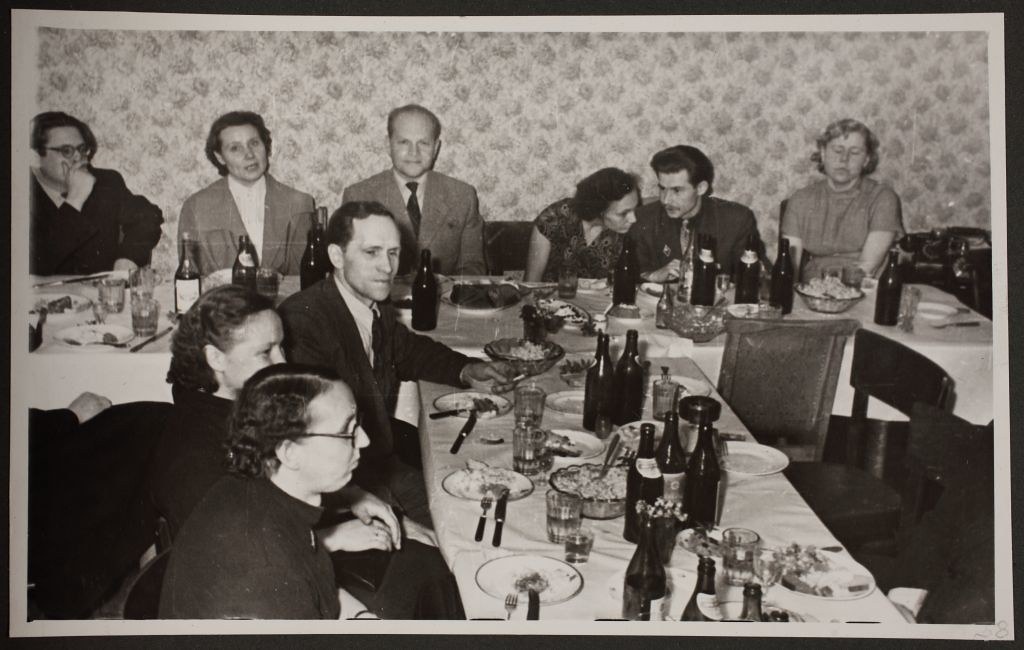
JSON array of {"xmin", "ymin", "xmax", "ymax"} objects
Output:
[
  {"xmin": 282, "ymin": 432, "xmax": 358, "ymax": 446},
  {"xmin": 45, "ymin": 144, "xmax": 92, "ymax": 159}
]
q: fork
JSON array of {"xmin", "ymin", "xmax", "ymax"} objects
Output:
[
  {"xmin": 619, "ymin": 448, "xmax": 637, "ymax": 466},
  {"xmin": 474, "ymin": 496, "xmax": 493, "ymax": 541},
  {"xmin": 504, "ymin": 593, "xmax": 518, "ymax": 620}
]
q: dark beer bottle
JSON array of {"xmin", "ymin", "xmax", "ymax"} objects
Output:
[
  {"xmin": 300, "ymin": 211, "xmax": 326, "ymax": 290},
  {"xmin": 874, "ymin": 249, "xmax": 903, "ymax": 326},
  {"xmin": 680, "ymin": 556, "xmax": 718, "ymax": 621},
  {"xmin": 611, "ymin": 329, "xmax": 644, "ymax": 426},
  {"xmin": 232, "ymin": 234, "xmax": 258, "ymax": 293},
  {"xmin": 681, "ymin": 395, "xmax": 722, "ymax": 527},
  {"xmin": 411, "ymin": 249, "xmax": 438, "ymax": 331},
  {"xmin": 689, "ymin": 234, "xmax": 717, "ymax": 306},
  {"xmin": 613, "ymin": 236, "xmax": 639, "ymax": 305},
  {"xmin": 655, "ymin": 411, "xmax": 687, "ymax": 507},
  {"xmin": 734, "ymin": 235, "xmax": 761, "ymax": 304},
  {"xmin": 624, "ymin": 423, "xmax": 664, "ymax": 543},
  {"xmin": 622, "ymin": 515, "xmax": 667, "ymax": 621},
  {"xmin": 174, "ymin": 231, "xmax": 202, "ymax": 314},
  {"xmin": 314, "ymin": 206, "xmax": 331, "ymax": 274},
  {"xmin": 739, "ymin": 583, "xmax": 764, "ymax": 622},
  {"xmin": 769, "ymin": 237, "xmax": 795, "ymax": 314},
  {"xmin": 583, "ymin": 333, "xmax": 614, "ymax": 431}
]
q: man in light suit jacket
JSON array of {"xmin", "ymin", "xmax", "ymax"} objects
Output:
[
  {"xmin": 179, "ymin": 111, "xmax": 314, "ymax": 275},
  {"xmin": 342, "ymin": 105, "xmax": 486, "ymax": 276}
]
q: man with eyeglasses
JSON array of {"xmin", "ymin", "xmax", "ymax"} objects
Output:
[{"xmin": 29, "ymin": 111, "xmax": 163, "ymax": 276}]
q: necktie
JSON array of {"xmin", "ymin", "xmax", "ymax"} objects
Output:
[
  {"xmin": 371, "ymin": 309, "xmax": 384, "ymax": 370},
  {"xmin": 406, "ymin": 182, "xmax": 422, "ymax": 235}
]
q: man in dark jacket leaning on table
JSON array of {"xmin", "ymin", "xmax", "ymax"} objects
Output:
[{"xmin": 278, "ymin": 200, "xmax": 514, "ymax": 527}]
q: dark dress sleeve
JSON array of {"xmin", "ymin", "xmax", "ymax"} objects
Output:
[
  {"xmin": 103, "ymin": 169, "xmax": 164, "ymax": 267},
  {"xmin": 389, "ymin": 315, "xmax": 471, "ymax": 387}
]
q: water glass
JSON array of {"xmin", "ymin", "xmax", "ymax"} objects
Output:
[
  {"xmin": 514, "ymin": 383, "xmax": 546, "ymax": 426},
  {"xmin": 564, "ymin": 527, "xmax": 595, "ymax": 564},
  {"xmin": 512, "ymin": 424, "xmax": 551, "ymax": 476},
  {"xmin": 722, "ymin": 527, "xmax": 761, "ymax": 586},
  {"xmin": 129, "ymin": 267, "xmax": 159, "ymax": 300},
  {"xmin": 98, "ymin": 278, "xmax": 126, "ymax": 313},
  {"xmin": 130, "ymin": 294, "xmax": 160, "ymax": 338},
  {"xmin": 652, "ymin": 378, "xmax": 680, "ymax": 421},
  {"xmin": 757, "ymin": 302, "xmax": 783, "ymax": 320},
  {"xmin": 546, "ymin": 489, "xmax": 582, "ymax": 543},
  {"xmin": 558, "ymin": 267, "xmax": 578, "ymax": 299},
  {"xmin": 841, "ymin": 266, "xmax": 866, "ymax": 289},
  {"xmin": 898, "ymin": 286, "xmax": 922, "ymax": 333},
  {"xmin": 256, "ymin": 268, "xmax": 279, "ymax": 301}
]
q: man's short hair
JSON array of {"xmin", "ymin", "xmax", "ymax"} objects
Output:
[
  {"xmin": 810, "ymin": 118, "xmax": 881, "ymax": 176},
  {"xmin": 325, "ymin": 201, "xmax": 396, "ymax": 249},
  {"xmin": 387, "ymin": 104, "xmax": 442, "ymax": 140},
  {"xmin": 204, "ymin": 111, "xmax": 273, "ymax": 176},
  {"xmin": 650, "ymin": 145, "xmax": 715, "ymax": 196},
  {"xmin": 31, "ymin": 112, "xmax": 97, "ymax": 159}
]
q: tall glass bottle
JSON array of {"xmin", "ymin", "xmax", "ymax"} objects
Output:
[
  {"xmin": 412, "ymin": 249, "xmax": 438, "ymax": 331},
  {"xmin": 681, "ymin": 395, "xmax": 722, "ymax": 527},
  {"xmin": 611, "ymin": 329, "xmax": 644, "ymax": 426},
  {"xmin": 655, "ymin": 282, "xmax": 675, "ymax": 329},
  {"xmin": 624, "ymin": 423, "xmax": 664, "ymax": 543},
  {"xmin": 739, "ymin": 583, "xmax": 764, "ymax": 622},
  {"xmin": 314, "ymin": 206, "xmax": 331, "ymax": 273},
  {"xmin": 734, "ymin": 235, "xmax": 761, "ymax": 304},
  {"xmin": 680, "ymin": 556, "xmax": 718, "ymax": 621},
  {"xmin": 769, "ymin": 237, "xmax": 795, "ymax": 314},
  {"xmin": 655, "ymin": 411, "xmax": 687, "ymax": 506},
  {"xmin": 613, "ymin": 236, "xmax": 639, "ymax": 305},
  {"xmin": 300, "ymin": 212, "xmax": 326, "ymax": 290},
  {"xmin": 874, "ymin": 249, "xmax": 903, "ymax": 326},
  {"xmin": 174, "ymin": 231, "xmax": 202, "ymax": 314},
  {"xmin": 232, "ymin": 234, "xmax": 257, "ymax": 293},
  {"xmin": 689, "ymin": 234, "xmax": 717, "ymax": 306},
  {"xmin": 583, "ymin": 333, "xmax": 614, "ymax": 431},
  {"xmin": 622, "ymin": 515, "xmax": 667, "ymax": 621}
]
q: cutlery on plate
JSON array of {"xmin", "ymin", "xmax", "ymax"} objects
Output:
[
  {"xmin": 430, "ymin": 408, "xmax": 473, "ymax": 420},
  {"xmin": 504, "ymin": 593, "xmax": 518, "ymax": 620},
  {"xmin": 526, "ymin": 589, "xmax": 540, "ymax": 620},
  {"xmin": 129, "ymin": 325, "xmax": 175, "ymax": 353},
  {"xmin": 492, "ymin": 489, "xmax": 509, "ymax": 547},
  {"xmin": 928, "ymin": 320, "xmax": 981, "ymax": 329},
  {"xmin": 62, "ymin": 338, "xmax": 128, "ymax": 349},
  {"xmin": 33, "ymin": 272, "xmax": 112, "ymax": 288},
  {"xmin": 449, "ymin": 409, "xmax": 478, "ymax": 454},
  {"xmin": 474, "ymin": 495, "xmax": 493, "ymax": 542},
  {"xmin": 598, "ymin": 433, "xmax": 621, "ymax": 479}
]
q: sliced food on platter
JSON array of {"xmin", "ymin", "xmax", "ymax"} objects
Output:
[
  {"xmin": 433, "ymin": 391, "xmax": 512, "ymax": 419},
  {"xmin": 475, "ymin": 555, "xmax": 583, "ymax": 604},
  {"xmin": 535, "ymin": 298, "xmax": 591, "ymax": 328},
  {"xmin": 30, "ymin": 292, "xmax": 92, "ymax": 319}
]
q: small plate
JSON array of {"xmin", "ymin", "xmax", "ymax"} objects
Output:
[
  {"xmin": 916, "ymin": 301, "xmax": 959, "ymax": 320},
  {"xmin": 535, "ymin": 298, "xmax": 591, "ymax": 329},
  {"xmin": 30, "ymin": 292, "xmax": 93, "ymax": 322},
  {"xmin": 55, "ymin": 324, "xmax": 135, "ymax": 347},
  {"xmin": 577, "ymin": 277, "xmax": 609, "ymax": 292},
  {"xmin": 475, "ymin": 555, "xmax": 584, "ymax": 605},
  {"xmin": 640, "ymin": 282, "xmax": 665, "ymax": 297},
  {"xmin": 441, "ymin": 467, "xmax": 534, "ymax": 500},
  {"xmin": 433, "ymin": 391, "xmax": 512, "ymax": 419},
  {"xmin": 545, "ymin": 390, "xmax": 587, "ymax": 415},
  {"xmin": 548, "ymin": 429, "xmax": 606, "ymax": 464},
  {"xmin": 778, "ymin": 549, "xmax": 876, "ymax": 601},
  {"xmin": 617, "ymin": 420, "xmax": 663, "ymax": 444},
  {"xmin": 720, "ymin": 442, "xmax": 790, "ymax": 476}
]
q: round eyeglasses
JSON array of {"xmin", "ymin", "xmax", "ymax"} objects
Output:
[{"xmin": 45, "ymin": 144, "xmax": 93, "ymax": 159}]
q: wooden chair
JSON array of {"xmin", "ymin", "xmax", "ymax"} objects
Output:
[
  {"xmin": 121, "ymin": 549, "xmax": 170, "ymax": 619},
  {"xmin": 717, "ymin": 318, "xmax": 860, "ymax": 462}
]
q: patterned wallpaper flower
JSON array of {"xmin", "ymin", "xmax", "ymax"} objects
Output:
[{"xmin": 33, "ymin": 29, "xmax": 991, "ymax": 274}]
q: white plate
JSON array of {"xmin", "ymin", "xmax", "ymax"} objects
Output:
[
  {"xmin": 545, "ymin": 390, "xmax": 587, "ymax": 415},
  {"xmin": 640, "ymin": 282, "xmax": 665, "ymax": 297},
  {"xmin": 54, "ymin": 324, "xmax": 135, "ymax": 347},
  {"xmin": 535, "ymin": 298, "xmax": 591, "ymax": 329},
  {"xmin": 726, "ymin": 303, "xmax": 759, "ymax": 319},
  {"xmin": 30, "ymin": 292, "xmax": 93, "ymax": 322},
  {"xmin": 577, "ymin": 277, "xmax": 609, "ymax": 292},
  {"xmin": 476, "ymin": 555, "xmax": 584, "ymax": 605},
  {"xmin": 916, "ymin": 301, "xmax": 959, "ymax": 320},
  {"xmin": 442, "ymin": 466, "xmax": 534, "ymax": 500},
  {"xmin": 433, "ymin": 391, "xmax": 512, "ymax": 419},
  {"xmin": 648, "ymin": 375, "xmax": 712, "ymax": 399},
  {"xmin": 721, "ymin": 442, "xmax": 790, "ymax": 476},
  {"xmin": 548, "ymin": 429, "xmax": 606, "ymax": 464},
  {"xmin": 778, "ymin": 550, "xmax": 876, "ymax": 601}
]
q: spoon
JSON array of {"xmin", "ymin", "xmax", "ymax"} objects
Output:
[{"xmin": 598, "ymin": 433, "xmax": 621, "ymax": 479}]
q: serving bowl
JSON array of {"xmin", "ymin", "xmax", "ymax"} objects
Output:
[
  {"xmin": 794, "ymin": 284, "xmax": 865, "ymax": 314},
  {"xmin": 483, "ymin": 337, "xmax": 565, "ymax": 377},
  {"xmin": 558, "ymin": 354, "xmax": 596, "ymax": 387},
  {"xmin": 549, "ymin": 463, "xmax": 628, "ymax": 519},
  {"xmin": 669, "ymin": 304, "xmax": 727, "ymax": 342}
]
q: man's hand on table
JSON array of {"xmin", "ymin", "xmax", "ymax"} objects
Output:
[
  {"xmin": 460, "ymin": 360, "xmax": 517, "ymax": 393},
  {"xmin": 641, "ymin": 259, "xmax": 680, "ymax": 283},
  {"xmin": 339, "ymin": 486, "xmax": 401, "ymax": 548}
]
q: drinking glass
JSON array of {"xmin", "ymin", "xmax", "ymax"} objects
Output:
[
  {"xmin": 722, "ymin": 527, "xmax": 761, "ymax": 586},
  {"xmin": 98, "ymin": 278, "xmax": 126, "ymax": 313},
  {"xmin": 841, "ymin": 266, "xmax": 866, "ymax": 289},
  {"xmin": 652, "ymin": 378, "xmax": 680, "ymax": 421},
  {"xmin": 130, "ymin": 294, "xmax": 160, "ymax": 338},
  {"xmin": 256, "ymin": 268, "xmax": 279, "ymax": 301},
  {"xmin": 545, "ymin": 489, "xmax": 582, "ymax": 543},
  {"xmin": 564, "ymin": 527, "xmax": 595, "ymax": 564},
  {"xmin": 129, "ymin": 267, "xmax": 159, "ymax": 300},
  {"xmin": 715, "ymin": 273, "xmax": 732, "ymax": 296},
  {"xmin": 514, "ymin": 383, "xmax": 546, "ymax": 426},
  {"xmin": 558, "ymin": 267, "xmax": 578, "ymax": 299},
  {"xmin": 757, "ymin": 302, "xmax": 783, "ymax": 320},
  {"xmin": 512, "ymin": 424, "xmax": 551, "ymax": 476},
  {"xmin": 898, "ymin": 286, "xmax": 922, "ymax": 333}
]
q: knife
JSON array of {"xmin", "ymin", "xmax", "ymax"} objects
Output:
[
  {"xmin": 492, "ymin": 490, "xmax": 509, "ymax": 547},
  {"xmin": 526, "ymin": 589, "xmax": 540, "ymax": 620},
  {"xmin": 431, "ymin": 408, "xmax": 474, "ymax": 420},
  {"xmin": 449, "ymin": 409, "xmax": 477, "ymax": 454},
  {"xmin": 129, "ymin": 325, "xmax": 175, "ymax": 353},
  {"xmin": 33, "ymin": 271, "xmax": 112, "ymax": 288}
]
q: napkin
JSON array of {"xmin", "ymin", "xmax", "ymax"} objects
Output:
[{"xmin": 642, "ymin": 333, "xmax": 694, "ymax": 358}]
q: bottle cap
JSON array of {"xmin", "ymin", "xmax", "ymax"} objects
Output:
[{"xmin": 679, "ymin": 395, "xmax": 721, "ymax": 424}]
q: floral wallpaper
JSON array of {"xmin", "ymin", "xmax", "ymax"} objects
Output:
[{"xmin": 33, "ymin": 29, "xmax": 992, "ymax": 274}]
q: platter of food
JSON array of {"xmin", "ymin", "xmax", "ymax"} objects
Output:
[
  {"xmin": 545, "ymin": 390, "xmax": 587, "ymax": 415},
  {"xmin": 443, "ymin": 282, "xmax": 522, "ymax": 314},
  {"xmin": 535, "ymin": 298, "xmax": 591, "ymax": 329},
  {"xmin": 433, "ymin": 391, "xmax": 512, "ymax": 419},
  {"xmin": 483, "ymin": 338, "xmax": 564, "ymax": 376},
  {"xmin": 549, "ymin": 463, "xmax": 628, "ymax": 518},
  {"xmin": 442, "ymin": 463, "xmax": 534, "ymax": 501},
  {"xmin": 475, "ymin": 555, "xmax": 584, "ymax": 605},
  {"xmin": 558, "ymin": 355, "xmax": 596, "ymax": 387},
  {"xmin": 576, "ymin": 277, "xmax": 608, "ymax": 292},
  {"xmin": 545, "ymin": 429, "xmax": 606, "ymax": 463},
  {"xmin": 767, "ymin": 544, "xmax": 876, "ymax": 601},
  {"xmin": 54, "ymin": 324, "xmax": 135, "ymax": 347},
  {"xmin": 30, "ymin": 292, "xmax": 92, "ymax": 321}
]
